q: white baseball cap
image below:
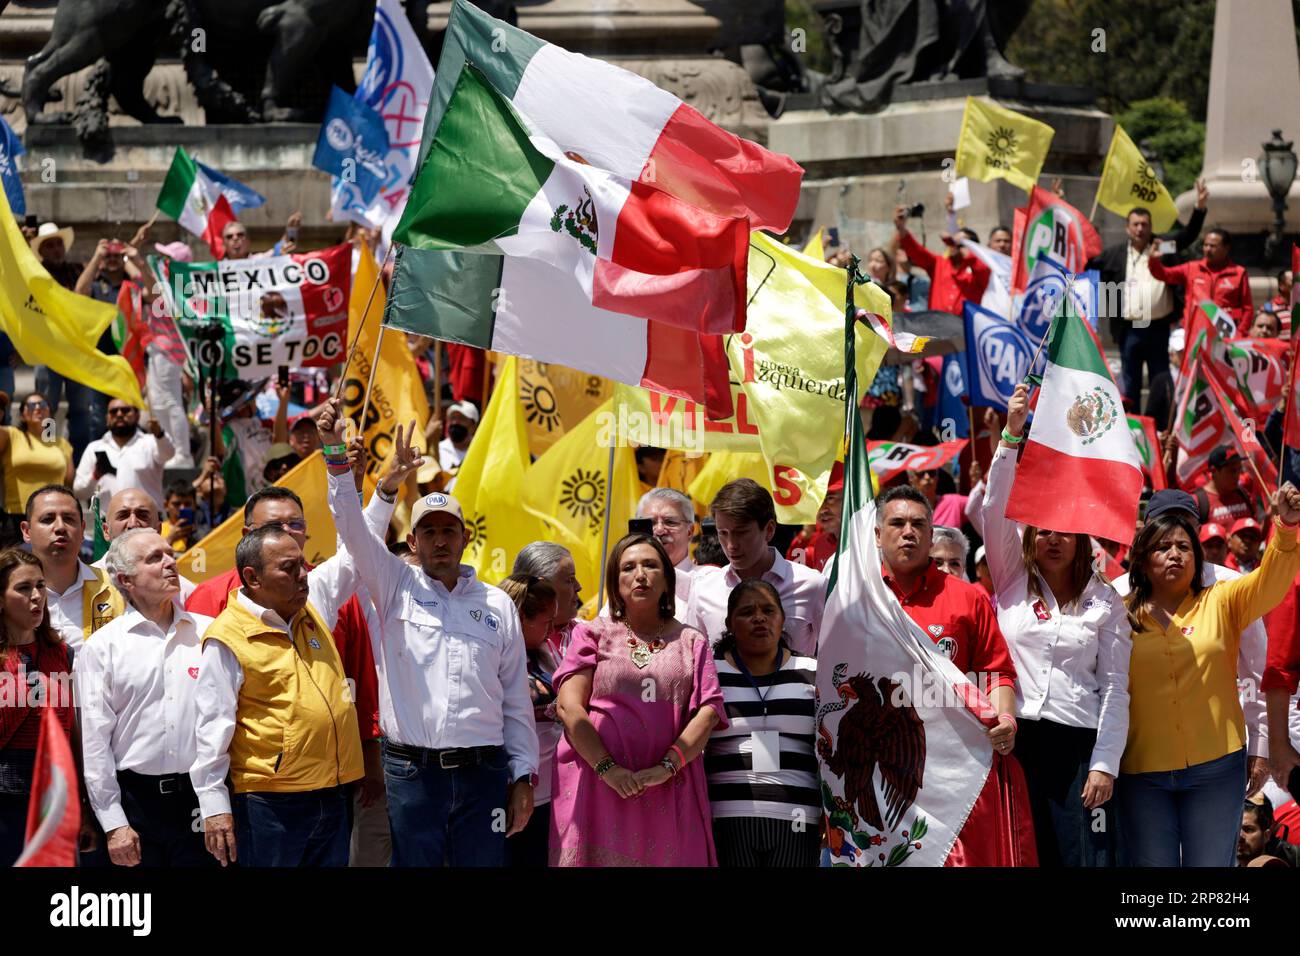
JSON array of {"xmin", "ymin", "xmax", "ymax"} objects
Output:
[
  {"xmin": 447, "ymin": 401, "xmax": 480, "ymax": 423},
  {"xmin": 410, "ymin": 492, "xmax": 464, "ymax": 529}
]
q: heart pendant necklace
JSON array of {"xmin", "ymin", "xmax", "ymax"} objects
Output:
[{"xmin": 625, "ymin": 620, "xmax": 666, "ymax": 669}]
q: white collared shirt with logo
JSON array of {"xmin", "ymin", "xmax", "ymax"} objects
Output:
[
  {"xmin": 685, "ymin": 547, "xmax": 826, "ymax": 657},
  {"xmin": 74, "ymin": 601, "xmax": 214, "ymax": 833},
  {"xmin": 327, "ymin": 475, "xmax": 539, "ymax": 784},
  {"xmin": 72, "ymin": 428, "xmax": 175, "ymax": 521}
]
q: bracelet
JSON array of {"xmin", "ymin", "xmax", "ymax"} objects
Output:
[
  {"xmin": 594, "ymin": 756, "xmax": 616, "ymax": 777},
  {"xmin": 669, "ymin": 744, "xmax": 686, "ymax": 771},
  {"xmin": 660, "ymin": 756, "xmax": 677, "ymax": 777},
  {"xmin": 322, "ymin": 443, "xmax": 347, "ymax": 455},
  {"xmin": 997, "ymin": 713, "xmax": 1018, "ymax": 733},
  {"xmin": 1000, "ymin": 428, "xmax": 1024, "ymax": 445},
  {"xmin": 376, "ymin": 486, "xmax": 396, "ymax": 503}
]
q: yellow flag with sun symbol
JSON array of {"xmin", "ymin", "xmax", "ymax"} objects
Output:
[
  {"xmin": 955, "ymin": 96, "xmax": 1054, "ymax": 193},
  {"xmin": 516, "ymin": 358, "xmax": 613, "ymax": 457},
  {"xmin": 521, "ymin": 397, "xmax": 642, "ymax": 594}
]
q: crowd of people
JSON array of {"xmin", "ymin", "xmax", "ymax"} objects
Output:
[{"xmin": 2, "ymin": 172, "xmax": 1300, "ymax": 870}]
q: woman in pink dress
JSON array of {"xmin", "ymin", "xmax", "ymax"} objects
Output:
[{"xmin": 550, "ymin": 533, "xmax": 727, "ymax": 866}]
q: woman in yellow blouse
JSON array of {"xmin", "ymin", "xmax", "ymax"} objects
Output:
[
  {"xmin": 1119, "ymin": 481, "xmax": 1300, "ymax": 867},
  {"xmin": 0, "ymin": 393, "xmax": 74, "ymax": 545}
]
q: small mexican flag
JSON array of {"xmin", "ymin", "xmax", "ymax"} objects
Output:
[
  {"xmin": 1005, "ymin": 301, "xmax": 1142, "ymax": 543},
  {"xmin": 156, "ymin": 147, "xmax": 236, "ymax": 258}
]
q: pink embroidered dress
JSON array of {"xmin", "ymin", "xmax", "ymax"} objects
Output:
[{"xmin": 549, "ymin": 617, "xmax": 727, "ymax": 866}]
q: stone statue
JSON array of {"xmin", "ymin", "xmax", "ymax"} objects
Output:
[
  {"xmin": 22, "ymin": 0, "xmax": 372, "ymax": 129},
  {"xmin": 815, "ymin": 0, "xmax": 1033, "ymax": 112}
]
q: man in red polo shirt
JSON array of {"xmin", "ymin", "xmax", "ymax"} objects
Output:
[
  {"xmin": 893, "ymin": 206, "xmax": 990, "ymax": 315},
  {"xmin": 1147, "ymin": 227, "xmax": 1253, "ymax": 331},
  {"xmin": 875, "ymin": 485, "xmax": 1034, "ymax": 865},
  {"xmin": 1195, "ymin": 445, "xmax": 1265, "ymax": 526},
  {"xmin": 186, "ymin": 469, "xmax": 394, "ymax": 864}
]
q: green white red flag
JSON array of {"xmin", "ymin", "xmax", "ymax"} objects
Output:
[
  {"xmin": 867, "ymin": 439, "xmax": 967, "ymax": 483},
  {"xmin": 1005, "ymin": 304, "xmax": 1142, "ymax": 542},
  {"xmin": 1010, "ymin": 186, "xmax": 1102, "ymax": 293},
  {"xmin": 1126, "ymin": 414, "xmax": 1166, "ymax": 491},
  {"xmin": 1201, "ymin": 359, "xmax": 1278, "ymax": 494},
  {"xmin": 156, "ymin": 147, "xmax": 236, "ymax": 258}
]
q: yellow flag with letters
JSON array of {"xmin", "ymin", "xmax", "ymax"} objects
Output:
[
  {"xmin": 522, "ymin": 397, "xmax": 641, "ymax": 597},
  {"xmin": 342, "ymin": 247, "xmax": 430, "ymax": 492},
  {"xmin": 178, "ymin": 452, "xmax": 337, "ymax": 583},
  {"xmin": 0, "ymin": 191, "xmax": 145, "ymax": 407},
  {"xmin": 451, "ymin": 356, "xmax": 548, "ymax": 585},
  {"xmin": 1094, "ymin": 124, "xmax": 1179, "ymax": 232},
  {"xmin": 955, "ymin": 96, "xmax": 1054, "ymax": 193}
]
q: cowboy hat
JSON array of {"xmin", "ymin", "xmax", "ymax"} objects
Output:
[{"xmin": 30, "ymin": 222, "xmax": 75, "ymax": 255}]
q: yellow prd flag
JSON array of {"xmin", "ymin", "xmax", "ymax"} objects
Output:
[
  {"xmin": 955, "ymin": 96, "xmax": 1054, "ymax": 194},
  {"xmin": 341, "ymin": 247, "xmax": 430, "ymax": 499},
  {"xmin": 451, "ymin": 356, "xmax": 548, "ymax": 585},
  {"xmin": 1094, "ymin": 124, "xmax": 1179, "ymax": 232},
  {"xmin": 688, "ymin": 451, "xmax": 771, "ymax": 513},
  {"xmin": 517, "ymin": 359, "xmax": 613, "ymax": 457},
  {"xmin": 0, "ymin": 191, "xmax": 144, "ymax": 407},
  {"xmin": 802, "ymin": 229, "xmax": 824, "ymax": 261},
  {"xmin": 178, "ymin": 452, "xmax": 337, "ymax": 583},
  {"xmin": 522, "ymin": 397, "xmax": 641, "ymax": 599}
]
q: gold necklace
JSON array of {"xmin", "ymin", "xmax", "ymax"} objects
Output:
[{"xmin": 624, "ymin": 619, "xmax": 666, "ymax": 669}]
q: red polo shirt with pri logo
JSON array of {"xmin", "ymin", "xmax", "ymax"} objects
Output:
[{"xmin": 882, "ymin": 561, "xmax": 1017, "ymax": 692}]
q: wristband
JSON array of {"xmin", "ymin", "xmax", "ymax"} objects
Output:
[
  {"xmin": 323, "ymin": 457, "xmax": 350, "ymax": 471},
  {"xmin": 669, "ymin": 744, "xmax": 686, "ymax": 770},
  {"xmin": 997, "ymin": 713, "xmax": 1018, "ymax": 733},
  {"xmin": 594, "ymin": 756, "xmax": 616, "ymax": 777},
  {"xmin": 1000, "ymin": 428, "xmax": 1024, "ymax": 445},
  {"xmin": 322, "ymin": 442, "xmax": 347, "ymax": 455},
  {"xmin": 376, "ymin": 486, "xmax": 396, "ymax": 504}
]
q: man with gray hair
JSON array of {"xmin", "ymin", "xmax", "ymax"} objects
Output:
[
  {"xmin": 73, "ymin": 527, "xmax": 214, "ymax": 867},
  {"xmin": 635, "ymin": 487, "xmax": 696, "ymax": 612},
  {"xmin": 931, "ymin": 525, "xmax": 971, "ymax": 580}
]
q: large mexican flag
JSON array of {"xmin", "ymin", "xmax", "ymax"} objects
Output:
[
  {"xmin": 1005, "ymin": 300, "xmax": 1142, "ymax": 543},
  {"xmin": 384, "ymin": 0, "xmax": 803, "ymax": 420}
]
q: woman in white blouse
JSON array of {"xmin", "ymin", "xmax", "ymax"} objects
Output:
[{"xmin": 983, "ymin": 383, "xmax": 1132, "ymax": 867}]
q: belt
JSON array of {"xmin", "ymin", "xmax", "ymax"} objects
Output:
[
  {"xmin": 384, "ymin": 741, "xmax": 501, "ymax": 770},
  {"xmin": 118, "ymin": 769, "xmax": 189, "ymax": 796}
]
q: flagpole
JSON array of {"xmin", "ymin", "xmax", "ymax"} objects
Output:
[
  {"xmin": 357, "ymin": 323, "xmax": 386, "ymax": 446},
  {"xmin": 595, "ymin": 440, "xmax": 616, "ymax": 611},
  {"xmin": 433, "ymin": 341, "xmax": 443, "ymax": 416},
  {"xmin": 334, "ymin": 243, "xmax": 395, "ymax": 400}
]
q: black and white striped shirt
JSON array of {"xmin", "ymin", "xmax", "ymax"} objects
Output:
[{"xmin": 705, "ymin": 650, "xmax": 821, "ymax": 823}]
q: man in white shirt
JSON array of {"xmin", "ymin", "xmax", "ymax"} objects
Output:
[
  {"xmin": 1113, "ymin": 488, "xmax": 1272, "ymax": 794},
  {"xmin": 21, "ymin": 484, "xmax": 124, "ymax": 648},
  {"xmin": 685, "ymin": 478, "xmax": 825, "ymax": 655},
  {"xmin": 437, "ymin": 400, "xmax": 478, "ymax": 477},
  {"xmin": 93, "ymin": 487, "xmax": 198, "ymax": 603},
  {"xmin": 75, "ymin": 528, "xmax": 214, "ymax": 867},
  {"xmin": 319, "ymin": 401, "xmax": 537, "ymax": 867},
  {"xmin": 635, "ymin": 487, "xmax": 696, "ymax": 614},
  {"xmin": 72, "ymin": 399, "xmax": 174, "ymax": 522}
]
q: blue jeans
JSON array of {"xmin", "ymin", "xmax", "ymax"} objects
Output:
[
  {"xmin": 232, "ymin": 786, "xmax": 352, "ymax": 867},
  {"xmin": 1118, "ymin": 747, "xmax": 1246, "ymax": 867},
  {"xmin": 1119, "ymin": 318, "xmax": 1171, "ymax": 409},
  {"xmin": 382, "ymin": 742, "xmax": 509, "ymax": 867},
  {"xmin": 35, "ymin": 366, "xmax": 109, "ymax": 463}
]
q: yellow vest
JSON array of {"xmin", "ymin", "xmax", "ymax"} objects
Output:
[
  {"xmin": 82, "ymin": 565, "xmax": 125, "ymax": 640},
  {"xmin": 203, "ymin": 596, "xmax": 364, "ymax": 795}
]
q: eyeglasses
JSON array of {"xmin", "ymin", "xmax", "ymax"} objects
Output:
[
  {"xmin": 24, "ymin": 401, "xmax": 49, "ymax": 410},
  {"xmin": 258, "ymin": 519, "xmax": 307, "ymax": 533},
  {"xmin": 650, "ymin": 517, "xmax": 687, "ymax": 531}
]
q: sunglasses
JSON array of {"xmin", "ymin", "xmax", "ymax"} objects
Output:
[
  {"xmin": 107, "ymin": 407, "xmax": 135, "ymax": 417},
  {"xmin": 24, "ymin": 401, "xmax": 49, "ymax": 410}
]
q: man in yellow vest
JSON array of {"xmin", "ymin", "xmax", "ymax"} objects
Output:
[
  {"xmin": 21, "ymin": 484, "xmax": 124, "ymax": 648},
  {"xmin": 190, "ymin": 523, "xmax": 364, "ymax": 867}
]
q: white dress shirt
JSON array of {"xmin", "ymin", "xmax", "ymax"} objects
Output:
[
  {"xmin": 327, "ymin": 472, "xmax": 539, "ymax": 783},
  {"xmin": 46, "ymin": 561, "xmax": 100, "ymax": 650},
  {"xmin": 189, "ymin": 481, "xmax": 396, "ymax": 817},
  {"xmin": 1113, "ymin": 562, "xmax": 1271, "ymax": 759},
  {"xmin": 1124, "ymin": 241, "xmax": 1173, "ymax": 321},
  {"xmin": 982, "ymin": 447, "xmax": 1132, "ymax": 775},
  {"xmin": 73, "ymin": 428, "xmax": 175, "ymax": 520},
  {"xmin": 74, "ymin": 601, "xmax": 214, "ymax": 833},
  {"xmin": 685, "ymin": 547, "xmax": 826, "ymax": 657}
]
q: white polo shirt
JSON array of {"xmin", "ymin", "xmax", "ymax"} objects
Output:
[{"xmin": 685, "ymin": 547, "xmax": 826, "ymax": 657}]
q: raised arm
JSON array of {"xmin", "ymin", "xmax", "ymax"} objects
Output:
[
  {"xmin": 1218, "ymin": 485, "xmax": 1300, "ymax": 632},
  {"xmin": 894, "ymin": 205, "xmax": 936, "ymax": 277},
  {"xmin": 981, "ymin": 383, "xmax": 1031, "ymax": 595},
  {"xmin": 1173, "ymin": 180, "xmax": 1208, "ymax": 252}
]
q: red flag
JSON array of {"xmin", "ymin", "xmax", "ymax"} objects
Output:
[
  {"xmin": 1202, "ymin": 360, "xmax": 1278, "ymax": 494},
  {"xmin": 1283, "ymin": 339, "xmax": 1300, "ymax": 463},
  {"xmin": 1127, "ymin": 413, "xmax": 1167, "ymax": 491},
  {"xmin": 867, "ymin": 439, "xmax": 968, "ymax": 483},
  {"xmin": 114, "ymin": 280, "xmax": 149, "ymax": 388},
  {"xmin": 202, "ymin": 193, "xmax": 236, "ymax": 260},
  {"xmin": 1010, "ymin": 187, "xmax": 1103, "ymax": 292},
  {"xmin": 14, "ymin": 705, "xmax": 80, "ymax": 867}
]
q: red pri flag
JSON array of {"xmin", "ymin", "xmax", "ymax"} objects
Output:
[
  {"xmin": 13, "ymin": 705, "xmax": 80, "ymax": 867},
  {"xmin": 1282, "ymin": 340, "xmax": 1300, "ymax": 467},
  {"xmin": 1010, "ymin": 187, "xmax": 1103, "ymax": 292},
  {"xmin": 1202, "ymin": 360, "xmax": 1279, "ymax": 494},
  {"xmin": 867, "ymin": 439, "xmax": 968, "ymax": 483}
]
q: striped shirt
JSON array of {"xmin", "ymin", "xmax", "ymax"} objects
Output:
[{"xmin": 705, "ymin": 649, "xmax": 821, "ymax": 823}]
